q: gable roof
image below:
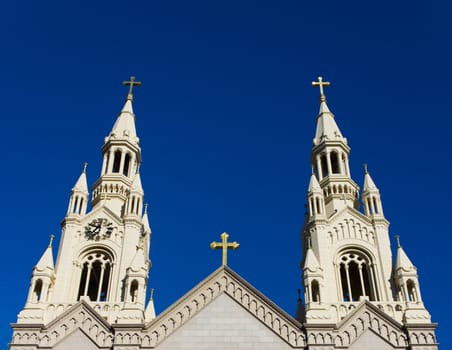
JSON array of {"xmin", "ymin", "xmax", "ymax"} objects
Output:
[
  {"xmin": 333, "ymin": 301, "xmax": 408, "ymax": 348},
  {"xmin": 135, "ymin": 266, "xmax": 306, "ymax": 348},
  {"xmin": 11, "ymin": 300, "xmax": 113, "ymax": 349}
]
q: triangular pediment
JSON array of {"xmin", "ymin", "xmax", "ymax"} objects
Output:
[
  {"xmin": 33, "ymin": 301, "xmax": 113, "ymax": 348},
  {"xmin": 135, "ymin": 267, "xmax": 306, "ymax": 348},
  {"xmin": 156, "ymin": 294, "xmax": 294, "ymax": 350},
  {"xmin": 83, "ymin": 205, "xmax": 123, "ymax": 226},
  {"xmin": 333, "ymin": 301, "xmax": 408, "ymax": 348},
  {"xmin": 324, "ymin": 208, "xmax": 380, "ymax": 248},
  {"xmin": 329, "ymin": 206, "xmax": 372, "ymax": 226}
]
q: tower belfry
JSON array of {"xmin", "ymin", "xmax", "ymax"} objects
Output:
[
  {"xmin": 302, "ymin": 76, "xmax": 434, "ymax": 331},
  {"xmin": 16, "ymin": 77, "xmax": 154, "ymax": 326}
]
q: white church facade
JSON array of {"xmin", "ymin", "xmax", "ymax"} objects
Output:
[{"xmin": 10, "ymin": 77, "xmax": 438, "ymax": 349}]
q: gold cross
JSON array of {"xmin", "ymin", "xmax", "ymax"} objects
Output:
[
  {"xmin": 122, "ymin": 76, "xmax": 142, "ymax": 101},
  {"xmin": 210, "ymin": 232, "xmax": 240, "ymax": 266},
  {"xmin": 312, "ymin": 76, "xmax": 330, "ymax": 99}
]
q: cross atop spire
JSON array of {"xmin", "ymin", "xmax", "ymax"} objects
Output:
[
  {"xmin": 312, "ymin": 76, "xmax": 330, "ymax": 102},
  {"xmin": 122, "ymin": 76, "xmax": 142, "ymax": 101}
]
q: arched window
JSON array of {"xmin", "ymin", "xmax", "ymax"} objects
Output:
[
  {"xmin": 372, "ymin": 197, "xmax": 379, "ymax": 214},
  {"xmin": 112, "ymin": 150, "xmax": 122, "ymax": 173},
  {"xmin": 77, "ymin": 251, "xmax": 113, "ymax": 302},
  {"xmin": 130, "ymin": 280, "xmax": 139, "ymax": 302},
  {"xmin": 123, "ymin": 154, "xmax": 131, "ymax": 176},
  {"xmin": 338, "ymin": 251, "xmax": 376, "ymax": 302},
  {"xmin": 407, "ymin": 279, "xmax": 417, "ymax": 302},
  {"xmin": 72, "ymin": 197, "xmax": 79, "ymax": 214},
  {"xmin": 320, "ymin": 154, "xmax": 328, "ymax": 177},
  {"xmin": 331, "ymin": 152, "xmax": 340, "ymax": 174},
  {"xmin": 33, "ymin": 279, "xmax": 43, "ymax": 302},
  {"xmin": 311, "ymin": 280, "xmax": 320, "ymax": 302}
]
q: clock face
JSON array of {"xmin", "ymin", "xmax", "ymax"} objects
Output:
[{"xmin": 85, "ymin": 218, "xmax": 113, "ymax": 240}]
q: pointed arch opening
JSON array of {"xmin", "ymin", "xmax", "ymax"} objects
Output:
[
  {"xmin": 337, "ymin": 250, "xmax": 377, "ymax": 302},
  {"xmin": 311, "ymin": 280, "xmax": 320, "ymax": 302},
  {"xmin": 320, "ymin": 154, "xmax": 328, "ymax": 178},
  {"xmin": 33, "ymin": 279, "xmax": 43, "ymax": 302},
  {"xmin": 407, "ymin": 279, "xmax": 418, "ymax": 302},
  {"xmin": 331, "ymin": 151, "xmax": 340, "ymax": 174},
  {"xmin": 123, "ymin": 153, "xmax": 131, "ymax": 176},
  {"xmin": 372, "ymin": 197, "xmax": 379, "ymax": 214},
  {"xmin": 112, "ymin": 150, "xmax": 122, "ymax": 173},
  {"xmin": 77, "ymin": 250, "xmax": 113, "ymax": 302},
  {"xmin": 130, "ymin": 280, "xmax": 139, "ymax": 302}
]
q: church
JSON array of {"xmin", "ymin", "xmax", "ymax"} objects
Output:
[{"xmin": 10, "ymin": 76, "xmax": 438, "ymax": 349}]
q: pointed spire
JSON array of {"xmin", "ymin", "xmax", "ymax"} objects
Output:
[
  {"xmin": 303, "ymin": 244, "xmax": 321, "ymax": 272},
  {"xmin": 311, "ymin": 77, "xmax": 345, "ymax": 146},
  {"xmin": 395, "ymin": 236, "xmax": 416, "ymax": 271},
  {"xmin": 144, "ymin": 290, "xmax": 156, "ymax": 321},
  {"xmin": 108, "ymin": 76, "xmax": 142, "ymax": 145},
  {"xmin": 363, "ymin": 164, "xmax": 378, "ymax": 192},
  {"xmin": 109, "ymin": 101, "xmax": 138, "ymax": 143},
  {"xmin": 128, "ymin": 245, "xmax": 147, "ymax": 272},
  {"xmin": 72, "ymin": 163, "xmax": 89, "ymax": 194},
  {"xmin": 131, "ymin": 173, "xmax": 144, "ymax": 194},
  {"xmin": 142, "ymin": 203, "xmax": 151, "ymax": 234},
  {"xmin": 35, "ymin": 236, "xmax": 55, "ymax": 272},
  {"xmin": 308, "ymin": 173, "xmax": 322, "ymax": 193}
]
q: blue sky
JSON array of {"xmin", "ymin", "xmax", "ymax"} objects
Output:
[{"xmin": 1, "ymin": 1, "xmax": 450, "ymax": 348}]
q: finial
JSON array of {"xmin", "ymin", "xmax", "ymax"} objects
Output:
[
  {"xmin": 311, "ymin": 165, "xmax": 315, "ymax": 175},
  {"xmin": 297, "ymin": 288, "xmax": 302, "ymax": 301},
  {"xmin": 136, "ymin": 163, "xmax": 141, "ymax": 175},
  {"xmin": 122, "ymin": 76, "xmax": 142, "ymax": 101},
  {"xmin": 48, "ymin": 234, "xmax": 55, "ymax": 248},
  {"xmin": 83, "ymin": 162, "xmax": 88, "ymax": 173},
  {"xmin": 363, "ymin": 163, "xmax": 368, "ymax": 174},
  {"xmin": 307, "ymin": 236, "xmax": 312, "ymax": 249},
  {"xmin": 149, "ymin": 288, "xmax": 154, "ymax": 300},
  {"xmin": 144, "ymin": 203, "xmax": 149, "ymax": 214},
  {"xmin": 312, "ymin": 76, "xmax": 331, "ymax": 102},
  {"xmin": 395, "ymin": 235, "xmax": 401, "ymax": 248}
]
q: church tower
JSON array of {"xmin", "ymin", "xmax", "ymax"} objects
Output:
[
  {"xmin": 15, "ymin": 77, "xmax": 155, "ymax": 326},
  {"xmin": 301, "ymin": 77, "xmax": 434, "ymax": 332}
]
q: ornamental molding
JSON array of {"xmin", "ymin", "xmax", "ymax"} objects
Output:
[
  {"xmin": 139, "ymin": 266, "xmax": 306, "ymax": 348},
  {"xmin": 333, "ymin": 301, "xmax": 408, "ymax": 348},
  {"xmin": 11, "ymin": 300, "xmax": 113, "ymax": 349}
]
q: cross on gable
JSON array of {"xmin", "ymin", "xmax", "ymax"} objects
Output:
[{"xmin": 210, "ymin": 232, "xmax": 240, "ymax": 266}]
